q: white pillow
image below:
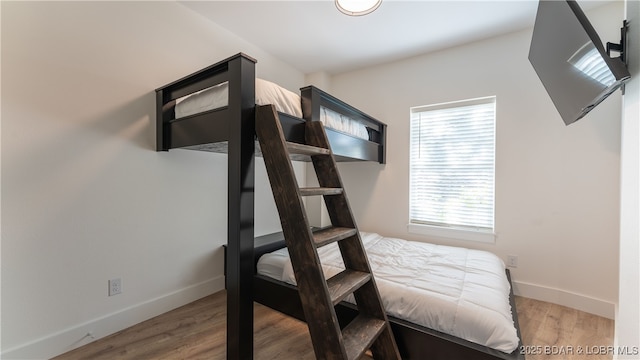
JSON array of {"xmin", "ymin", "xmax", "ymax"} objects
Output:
[{"xmin": 255, "ymin": 78, "xmax": 302, "ymax": 118}]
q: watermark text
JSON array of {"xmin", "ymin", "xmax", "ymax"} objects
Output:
[{"xmin": 520, "ymin": 345, "xmax": 639, "ymax": 356}]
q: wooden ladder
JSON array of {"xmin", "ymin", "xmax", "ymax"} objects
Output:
[{"xmin": 255, "ymin": 105, "xmax": 400, "ymax": 360}]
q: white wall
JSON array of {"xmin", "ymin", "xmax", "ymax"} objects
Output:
[
  {"xmin": 1, "ymin": 2, "xmax": 305, "ymax": 358},
  {"xmin": 328, "ymin": 2, "xmax": 624, "ymax": 318},
  {"xmin": 615, "ymin": 0, "xmax": 640, "ymax": 357},
  {"xmin": 2, "ymin": 1, "xmax": 633, "ymax": 358}
]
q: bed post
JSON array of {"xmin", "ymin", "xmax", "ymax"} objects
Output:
[{"xmin": 226, "ymin": 53, "xmax": 257, "ymax": 360}]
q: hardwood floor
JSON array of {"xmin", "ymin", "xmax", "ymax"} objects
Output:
[
  {"xmin": 54, "ymin": 291, "xmax": 613, "ymax": 360},
  {"xmin": 516, "ymin": 297, "xmax": 614, "ymax": 360},
  {"xmin": 53, "ymin": 291, "xmax": 314, "ymax": 360}
]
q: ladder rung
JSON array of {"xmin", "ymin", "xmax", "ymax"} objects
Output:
[
  {"xmin": 312, "ymin": 227, "xmax": 357, "ymax": 247},
  {"xmin": 299, "ymin": 187, "xmax": 343, "ymax": 196},
  {"xmin": 343, "ymin": 315, "xmax": 386, "ymax": 360},
  {"xmin": 286, "ymin": 141, "xmax": 331, "ymax": 156},
  {"xmin": 327, "ymin": 269, "xmax": 371, "ymax": 305}
]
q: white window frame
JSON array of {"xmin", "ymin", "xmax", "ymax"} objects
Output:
[{"xmin": 408, "ymin": 96, "xmax": 496, "ymax": 244}]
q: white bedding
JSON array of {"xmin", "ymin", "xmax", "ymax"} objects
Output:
[
  {"xmin": 175, "ymin": 78, "xmax": 303, "ymax": 118},
  {"xmin": 320, "ymin": 107, "xmax": 369, "ymax": 140},
  {"xmin": 174, "ymin": 79, "xmax": 370, "ymax": 140},
  {"xmin": 257, "ymin": 232, "xmax": 519, "ymax": 353}
]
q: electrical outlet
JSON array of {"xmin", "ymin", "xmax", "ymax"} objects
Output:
[
  {"xmin": 507, "ymin": 255, "xmax": 518, "ymax": 268},
  {"xmin": 109, "ymin": 278, "xmax": 122, "ymax": 296}
]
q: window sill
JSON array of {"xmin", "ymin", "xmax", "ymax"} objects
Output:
[{"xmin": 407, "ymin": 223, "xmax": 496, "ymax": 244}]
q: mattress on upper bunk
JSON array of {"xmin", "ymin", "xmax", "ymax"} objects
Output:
[
  {"xmin": 257, "ymin": 232, "xmax": 520, "ymax": 354},
  {"xmin": 175, "ymin": 78, "xmax": 370, "ymax": 140},
  {"xmin": 320, "ymin": 106, "xmax": 369, "ymax": 140}
]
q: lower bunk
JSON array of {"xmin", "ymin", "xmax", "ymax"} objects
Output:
[{"xmin": 252, "ymin": 232, "xmax": 525, "ymax": 360}]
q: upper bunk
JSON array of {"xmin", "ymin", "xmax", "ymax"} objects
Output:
[{"xmin": 155, "ymin": 53, "xmax": 386, "ymax": 164}]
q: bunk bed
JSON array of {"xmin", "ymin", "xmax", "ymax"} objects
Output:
[
  {"xmin": 156, "ymin": 52, "xmax": 523, "ymax": 359},
  {"xmin": 155, "ymin": 53, "xmax": 387, "ymax": 359}
]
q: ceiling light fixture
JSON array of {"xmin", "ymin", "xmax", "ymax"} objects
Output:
[{"xmin": 335, "ymin": 0, "xmax": 381, "ymax": 16}]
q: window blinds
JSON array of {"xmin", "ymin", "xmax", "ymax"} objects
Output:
[{"xmin": 409, "ymin": 96, "xmax": 496, "ymax": 231}]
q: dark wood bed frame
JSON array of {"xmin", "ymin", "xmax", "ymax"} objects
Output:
[
  {"xmin": 156, "ymin": 52, "xmax": 523, "ymax": 359},
  {"xmin": 251, "ymin": 234, "xmax": 525, "ymax": 360}
]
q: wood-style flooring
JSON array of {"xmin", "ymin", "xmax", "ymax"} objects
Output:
[
  {"xmin": 53, "ymin": 291, "xmax": 613, "ymax": 360},
  {"xmin": 516, "ymin": 297, "xmax": 614, "ymax": 360}
]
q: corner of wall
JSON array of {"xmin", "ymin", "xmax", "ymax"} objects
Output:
[{"xmin": 304, "ymin": 72, "xmax": 331, "ymax": 92}]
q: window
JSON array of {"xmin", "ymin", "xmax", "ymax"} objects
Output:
[{"xmin": 409, "ymin": 96, "xmax": 496, "ymax": 243}]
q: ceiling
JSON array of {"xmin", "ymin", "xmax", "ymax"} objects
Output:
[{"xmin": 180, "ymin": 0, "xmax": 609, "ymax": 75}]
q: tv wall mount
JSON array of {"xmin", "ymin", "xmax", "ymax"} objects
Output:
[{"xmin": 606, "ymin": 20, "xmax": 628, "ymax": 64}]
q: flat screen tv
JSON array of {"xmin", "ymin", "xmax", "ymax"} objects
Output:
[{"xmin": 529, "ymin": 0, "xmax": 630, "ymax": 125}]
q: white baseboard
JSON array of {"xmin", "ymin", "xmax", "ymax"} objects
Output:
[
  {"xmin": 3, "ymin": 276, "xmax": 614, "ymax": 359},
  {"xmin": 512, "ymin": 280, "xmax": 616, "ymax": 319},
  {"xmin": 1, "ymin": 276, "xmax": 225, "ymax": 360}
]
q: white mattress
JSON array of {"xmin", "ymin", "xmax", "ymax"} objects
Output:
[
  {"xmin": 175, "ymin": 79, "xmax": 370, "ymax": 140},
  {"xmin": 320, "ymin": 107, "xmax": 369, "ymax": 140},
  {"xmin": 175, "ymin": 78, "xmax": 303, "ymax": 118},
  {"xmin": 257, "ymin": 232, "xmax": 520, "ymax": 353}
]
